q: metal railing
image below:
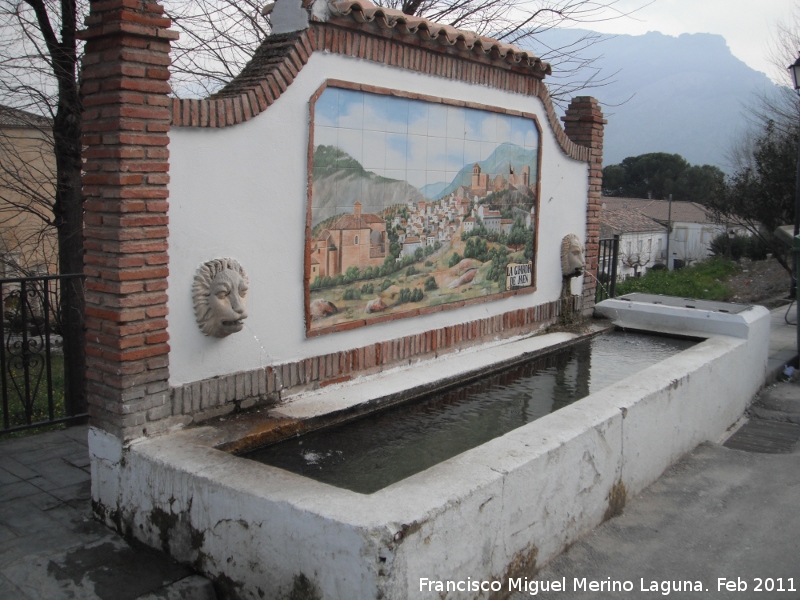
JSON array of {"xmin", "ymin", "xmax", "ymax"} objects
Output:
[
  {"xmin": 595, "ymin": 235, "xmax": 620, "ymax": 303},
  {"xmin": 1, "ymin": 273, "xmax": 86, "ymax": 434}
]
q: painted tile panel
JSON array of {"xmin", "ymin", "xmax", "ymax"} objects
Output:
[{"xmin": 308, "ymin": 86, "xmax": 541, "ymax": 335}]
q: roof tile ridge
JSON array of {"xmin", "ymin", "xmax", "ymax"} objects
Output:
[{"xmin": 171, "ymin": 30, "xmax": 311, "ymax": 127}]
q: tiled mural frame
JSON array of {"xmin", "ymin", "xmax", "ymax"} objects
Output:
[{"xmin": 305, "ymin": 80, "xmax": 543, "ymax": 337}]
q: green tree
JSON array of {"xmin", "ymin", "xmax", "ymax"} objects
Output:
[
  {"xmin": 706, "ymin": 120, "xmax": 797, "ymax": 274},
  {"xmin": 602, "ymin": 153, "xmax": 724, "ymax": 203},
  {"xmin": 705, "ymin": 11, "xmax": 799, "ymax": 277}
]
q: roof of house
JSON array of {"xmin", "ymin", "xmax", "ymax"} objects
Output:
[
  {"xmin": 602, "ymin": 197, "xmax": 718, "ymax": 225},
  {"xmin": 328, "ymin": 212, "xmax": 383, "ymax": 230},
  {"xmin": 0, "ymin": 105, "xmax": 51, "ymax": 128},
  {"xmin": 599, "ymin": 208, "xmax": 666, "ymax": 238}
]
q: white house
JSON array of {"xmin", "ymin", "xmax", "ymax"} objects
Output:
[
  {"xmin": 602, "ymin": 197, "xmax": 728, "ymax": 270},
  {"xmin": 599, "ymin": 207, "xmax": 668, "ymax": 279}
]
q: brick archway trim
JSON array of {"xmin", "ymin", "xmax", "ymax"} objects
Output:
[{"xmin": 169, "ymin": 22, "xmax": 590, "ymax": 163}]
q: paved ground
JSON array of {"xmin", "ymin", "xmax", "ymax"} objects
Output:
[
  {"xmin": 0, "ymin": 425, "xmax": 215, "ymax": 599},
  {"xmin": 0, "ymin": 304, "xmax": 797, "ymax": 600},
  {"xmin": 513, "ymin": 303, "xmax": 800, "ymax": 600}
]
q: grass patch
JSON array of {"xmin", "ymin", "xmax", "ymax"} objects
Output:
[
  {"xmin": 2, "ymin": 353, "xmax": 67, "ymax": 436},
  {"xmin": 615, "ymin": 258, "xmax": 739, "ymax": 301}
]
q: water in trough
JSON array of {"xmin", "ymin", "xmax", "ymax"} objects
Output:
[{"xmin": 245, "ymin": 330, "xmax": 696, "ymax": 493}]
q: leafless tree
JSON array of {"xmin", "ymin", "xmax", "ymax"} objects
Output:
[
  {"xmin": 712, "ymin": 6, "xmax": 799, "ymax": 278},
  {"xmin": 165, "ymin": 0, "xmax": 645, "ymax": 102},
  {"xmin": 620, "ymin": 236, "xmax": 652, "ymax": 277},
  {"xmin": 0, "ymin": 0, "xmax": 643, "ymax": 416},
  {"xmin": 727, "ymin": 4, "xmax": 800, "ymax": 172},
  {"xmin": 0, "ymin": 0, "xmax": 86, "ymax": 415}
]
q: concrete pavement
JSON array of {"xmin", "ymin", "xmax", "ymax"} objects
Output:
[{"xmin": 0, "ymin": 424, "xmax": 216, "ymax": 599}]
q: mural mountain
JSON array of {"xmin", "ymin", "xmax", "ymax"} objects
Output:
[
  {"xmin": 432, "ymin": 142, "xmax": 539, "ymax": 200},
  {"xmin": 312, "ymin": 142, "xmax": 538, "ymax": 229},
  {"xmin": 311, "ymin": 145, "xmax": 425, "ymax": 227}
]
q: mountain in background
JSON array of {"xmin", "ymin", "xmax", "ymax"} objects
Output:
[
  {"xmin": 525, "ymin": 29, "xmax": 781, "ymax": 172},
  {"xmin": 312, "ymin": 145, "xmax": 426, "ymax": 227}
]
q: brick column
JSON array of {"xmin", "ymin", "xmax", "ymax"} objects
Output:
[
  {"xmin": 562, "ymin": 97, "xmax": 606, "ymax": 312},
  {"xmin": 79, "ymin": 0, "xmax": 178, "ymax": 440}
]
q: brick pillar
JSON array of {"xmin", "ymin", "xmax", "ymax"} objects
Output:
[
  {"xmin": 79, "ymin": 0, "xmax": 178, "ymax": 440},
  {"xmin": 562, "ymin": 97, "xmax": 606, "ymax": 312}
]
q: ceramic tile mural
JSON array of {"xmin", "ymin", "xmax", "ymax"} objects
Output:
[{"xmin": 307, "ymin": 85, "xmax": 541, "ymax": 334}]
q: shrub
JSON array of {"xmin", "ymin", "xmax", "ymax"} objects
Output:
[
  {"xmin": 361, "ymin": 283, "xmax": 374, "ymax": 295},
  {"xmin": 342, "ymin": 287, "xmax": 361, "ymax": 301},
  {"xmin": 710, "ymin": 233, "xmax": 747, "ymax": 261},
  {"xmin": 381, "ymin": 279, "xmax": 393, "ymax": 291},
  {"xmin": 448, "ymin": 253, "xmax": 461, "ymax": 268},
  {"xmin": 406, "ymin": 266, "xmax": 417, "ymax": 277},
  {"xmin": 424, "ymin": 276, "xmax": 438, "ymax": 291},
  {"xmin": 745, "ymin": 235, "xmax": 769, "ymax": 261}
]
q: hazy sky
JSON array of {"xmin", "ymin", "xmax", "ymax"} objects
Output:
[{"xmin": 580, "ymin": 0, "xmax": 795, "ymax": 82}]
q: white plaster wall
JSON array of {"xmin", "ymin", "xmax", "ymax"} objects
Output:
[
  {"xmin": 668, "ymin": 222, "xmax": 722, "ymax": 269},
  {"xmin": 167, "ymin": 52, "xmax": 590, "ymax": 385},
  {"xmin": 617, "ymin": 230, "xmax": 668, "ymax": 278}
]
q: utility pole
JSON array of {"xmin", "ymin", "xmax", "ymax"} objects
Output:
[{"xmin": 666, "ymin": 194, "xmax": 672, "ymax": 270}]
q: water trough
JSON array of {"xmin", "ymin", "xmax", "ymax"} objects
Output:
[{"xmin": 89, "ymin": 297, "xmax": 770, "ymax": 599}]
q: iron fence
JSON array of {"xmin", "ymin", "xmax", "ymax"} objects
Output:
[
  {"xmin": 1, "ymin": 273, "xmax": 86, "ymax": 434},
  {"xmin": 595, "ymin": 235, "xmax": 620, "ymax": 303}
]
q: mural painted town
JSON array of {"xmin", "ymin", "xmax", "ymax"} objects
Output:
[{"xmin": 307, "ymin": 87, "xmax": 541, "ymax": 333}]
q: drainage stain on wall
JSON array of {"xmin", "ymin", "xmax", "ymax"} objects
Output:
[{"xmin": 604, "ymin": 480, "xmax": 628, "ymax": 521}]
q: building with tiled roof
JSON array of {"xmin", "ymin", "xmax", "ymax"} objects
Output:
[
  {"xmin": 602, "ymin": 197, "xmax": 717, "ymax": 225},
  {"xmin": 313, "ymin": 202, "xmax": 386, "ymax": 278},
  {"xmin": 601, "ymin": 197, "xmax": 730, "ymax": 270},
  {"xmin": 0, "ymin": 105, "xmax": 51, "ymax": 128},
  {"xmin": 599, "ymin": 206, "xmax": 667, "ymax": 279}
]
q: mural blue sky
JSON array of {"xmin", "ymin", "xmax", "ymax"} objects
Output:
[{"xmin": 314, "ymin": 87, "xmax": 539, "ymax": 191}]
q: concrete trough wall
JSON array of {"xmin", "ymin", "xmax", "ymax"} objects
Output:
[{"xmin": 89, "ymin": 304, "xmax": 769, "ymax": 599}]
